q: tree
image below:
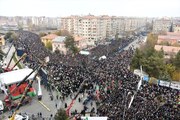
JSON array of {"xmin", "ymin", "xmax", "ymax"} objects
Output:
[
  {"xmin": 54, "ymin": 108, "xmax": 69, "ymax": 120},
  {"xmin": 60, "ymin": 30, "xmax": 71, "ymax": 36},
  {"xmin": 131, "ymin": 48, "xmax": 144, "ymax": 69},
  {"xmin": 4, "ymin": 32, "xmax": 18, "ymax": 43},
  {"xmin": 64, "ymin": 36, "xmax": 79, "ymax": 54},
  {"xmin": 54, "ymin": 30, "xmax": 61, "ymax": 36},
  {"xmin": 39, "ymin": 32, "xmax": 47, "ymax": 37},
  {"xmin": 146, "ymin": 33, "xmax": 158, "ymax": 48},
  {"xmin": 0, "ymin": 49, "xmax": 5, "ymax": 61},
  {"xmin": 54, "ymin": 30, "xmax": 71, "ymax": 36},
  {"xmin": 172, "ymin": 71, "xmax": 180, "ymax": 81},
  {"xmin": 131, "ymin": 33, "xmax": 167, "ymax": 79},
  {"xmin": 173, "ymin": 51, "xmax": 180, "ymax": 71},
  {"xmin": 4, "ymin": 31, "xmax": 13, "ymax": 40},
  {"xmin": 46, "ymin": 41, "xmax": 52, "ymax": 50}
]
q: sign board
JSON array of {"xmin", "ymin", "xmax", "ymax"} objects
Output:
[
  {"xmin": 170, "ymin": 82, "xmax": 180, "ymax": 90},
  {"xmin": 159, "ymin": 80, "xmax": 170, "ymax": 87},
  {"xmin": 158, "ymin": 80, "xmax": 180, "ymax": 90}
]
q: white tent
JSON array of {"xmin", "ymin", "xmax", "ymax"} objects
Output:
[
  {"xmin": 79, "ymin": 51, "xmax": 90, "ymax": 55},
  {"xmin": 0, "ymin": 68, "xmax": 35, "ymax": 85}
]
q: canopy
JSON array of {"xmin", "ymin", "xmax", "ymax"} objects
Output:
[{"xmin": 0, "ymin": 68, "xmax": 35, "ymax": 85}]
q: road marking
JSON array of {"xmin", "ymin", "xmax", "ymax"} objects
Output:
[{"xmin": 38, "ymin": 101, "xmax": 51, "ymax": 112}]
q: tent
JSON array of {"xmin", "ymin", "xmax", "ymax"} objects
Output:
[
  {"xmin": 0, "ymin": 68, "xmax": 35, "ymax": 85},
  {"xmin": 79, "ymin": 51, "xmax": 90, "ymax": 55}
]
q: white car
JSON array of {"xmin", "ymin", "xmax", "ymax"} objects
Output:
[
  {"xmin": 14, "ymin": 114, "xmax": 29, "ymax": 120},
  {"xmin": 0, "ymin": 100, "xmax": 4, "ymax": 111}
]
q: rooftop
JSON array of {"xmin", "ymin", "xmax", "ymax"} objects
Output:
[
  {"xmin": 74, "ymin": 35, "xmax": 85, "ymax": 42},
  {"xmin": 155, "ymin": 45, "xmax": 180, "ymax": 54},
  {"xmin": 52, "ymin": 36, "xmax": 66, "ymax": 43},
  {"xmin": 158, "ymin": 35, "xmax": 180, "ymax": 40},
  {"xmin": 166, "ymin": 32, "xmax": 180, "ymax": 36},
  {"xmin": 42, "ymin": 34, "xmax": 58, "ymax": 40}
]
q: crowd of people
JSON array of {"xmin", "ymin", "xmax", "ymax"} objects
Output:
[{"xmin": 12, "ymin": 30, "xmax": 179, "ymax": 119}]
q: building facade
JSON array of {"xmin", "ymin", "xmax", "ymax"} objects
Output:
[
  {"xmin": 173, "ymin": 22, "xmax": 180, "ymax": 33},
  {"xmin": 52, "ymin": 35, "xmax": 88, "ymax": 54},
  {"xmin": 52, "ymin": 36, "xmax": 67, "ymax": 54},
  {"xmin": 61, "ymin": 15, "xmax": 147, "ymax": 45},
  {"xmin": 153, "ymin": 18, "xmax": 172, "ymax": 33},
  {"xmin": 41, "ymin": 34, "xmax": 58, "ymax": 46},
  {"xmin": 157, "ymin": 32, "xmax": 180, "ymax": 46},
  {"xmin": 0, "ymin": 35, "xmax": 5, "ymax": 46}
]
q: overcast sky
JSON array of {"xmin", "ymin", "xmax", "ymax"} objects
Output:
[{"xmin": 0, "ymin": 0, "xmax": 180, "ymax": 17}]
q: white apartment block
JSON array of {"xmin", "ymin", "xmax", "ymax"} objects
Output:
[
  {"xmin": 173, "ymin": 21, "xmax": 180, "ymax": 33},
  {"xmin": 153, "ymin": 19, "xmax": 172, "ymax": 33},
  {"xmin": 61, "ymin": 15, "xmax": 147, "ymax": 44}
]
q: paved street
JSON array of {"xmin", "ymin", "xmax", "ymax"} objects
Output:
[{"xmin": 1, "ymin": 82, "xmax": 97, "ymax": 119}]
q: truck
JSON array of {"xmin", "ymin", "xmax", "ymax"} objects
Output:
[{"xmin": 0, "ymin": 68, "xmax": 36, "ymax": 112}]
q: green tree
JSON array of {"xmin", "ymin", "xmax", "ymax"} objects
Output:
[
  {"xmin": 143, "ymin": 53, "xmax": 164, "ymax": 78},
  {"xmin": 0, "ymin": 48, "xmax": 5, "ymax": 61},
  {"xmin": 54, "ymin": 30, "xmax": 61, "ymax": 36},
  {"xmin": 146, "ymin": 33, "xmax": 158, "ymax": 48},
  {"xmin": 131, "ymin": 48, "xmax": 144, "ymax": 69},
  {"xmin": 39, "ymin": 32, "xmax": 47, "ymax": 37},
  {"xmin": 173, "ymin": 51, "xmax": 180, "ymax": 71},
  {"xmin": 46, "ymin": 41, "xmax": 52, "ymax": 50},
  {"xmin": 54, "ymin": 108, "xmax": 69, "ymax": 120},
  {"xmin": 4, "ymin": 32, "xmax": 18, "ymax": 43},
  {"xmin": 131, "ymin": 33, "xmax": 166, "ymax": 79},
  {"xmin": 4, "ymin": 31, "xmax": 13, "ymax": 40},
  {"xmin": 64, "ymin": 36, "xmax": 79, "ymax": 54},
  {"xmin": 165, "ymin": 64, "xmax": 176, "ymax": 78},
  {"xmin": 54, "ymin": 30, "xmax": 71, "ymax": 36}
]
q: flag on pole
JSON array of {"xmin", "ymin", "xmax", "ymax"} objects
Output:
[{"xmin": 96, "ymin": 85, "xmax": 100, "ymax": 100}]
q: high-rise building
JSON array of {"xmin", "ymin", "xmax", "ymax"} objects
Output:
[
  {"xmin": 61, "ymin": 15, "xmax": 147, "ymax": 45},
  {"xmin": 153, "ymin": 18, "xmax": 172, "ymax": 33}
]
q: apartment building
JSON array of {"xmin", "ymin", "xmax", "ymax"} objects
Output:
[
  {"xmin": 61, "ymin": 15, "xmax": 147, "ymax": 45},
  {"xmin": 173, "ymin": 22, "xmax": 180, "ymax": 33},
  {"xmin": 153, "ymin": 18, "xmax": 172, "ymax": 33},
  {"xmin": 41, "ymin": 34, "xmax": 58, "ymax": 46},
  {"xmin": 52, "ymin": 35, "xmax": 88, "ymax": 54}
]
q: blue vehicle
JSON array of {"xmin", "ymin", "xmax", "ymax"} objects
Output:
[{"xmin": 83, "ymin": 95, "xmax": 93, "ymax": 105}]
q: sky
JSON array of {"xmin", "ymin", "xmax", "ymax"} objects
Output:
[{"xmin": 0, "ymin": 0, "xmax": 180, "ymax": 17}]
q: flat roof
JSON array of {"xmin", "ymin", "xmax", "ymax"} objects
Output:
[{"xmin": 52, "ymin": 36, "xmax": 66, "ymax": 43}]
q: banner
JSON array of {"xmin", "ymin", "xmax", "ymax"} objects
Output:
[
  {"xmin": 81, "ymin": 117, "xmax": 108, "ymax": 120},
  {"xmin": 158, "ymin": 80, "xmax": 180, "ymax": 90}
]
